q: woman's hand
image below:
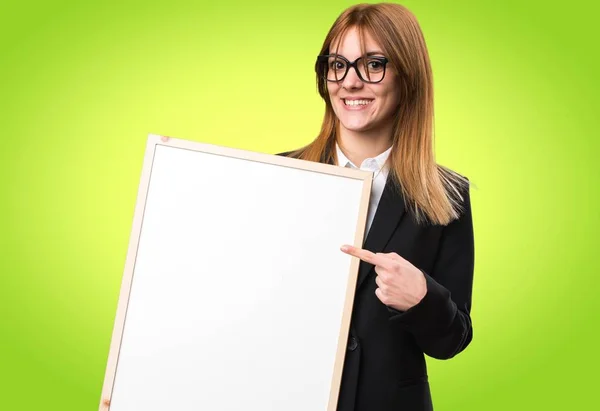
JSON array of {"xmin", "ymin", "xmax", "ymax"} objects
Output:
[{"xmin": 341, "ymin": 244, "xmax": 427, "ymax": 312}]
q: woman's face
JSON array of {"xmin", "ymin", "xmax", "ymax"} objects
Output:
[{"xmin": 326, "ymin": 27, "xmax": 400, "ymax": 136}]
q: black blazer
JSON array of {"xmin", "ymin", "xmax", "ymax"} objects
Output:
[{"xmin": 276, "ymin": 150, "xmax": 475, "ymax": 411}]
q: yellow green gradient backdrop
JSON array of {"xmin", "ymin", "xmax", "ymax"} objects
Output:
[{"xmin": 1, "ymin": 0, "xmax": 598, "ymax": 410}]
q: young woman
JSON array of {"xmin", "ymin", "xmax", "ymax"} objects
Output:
[{"xmin": 279, "ymin": 3, "xmax": 475, "ymax": 411}]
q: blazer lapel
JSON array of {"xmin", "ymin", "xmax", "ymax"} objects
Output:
[
  {"xmin": 323, "ymin": 149, "xmax": 406, "ymax": 290},
  {"xmin": 356, "ymin": 175, "xmax": 406, "ymax": 290}
]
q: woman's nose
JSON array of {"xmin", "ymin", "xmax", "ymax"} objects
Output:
[{"xmin": 341, "ymin": 66, "xmax": 364, "ymax": 90}]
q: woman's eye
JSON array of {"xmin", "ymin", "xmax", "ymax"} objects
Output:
[
  {"xmin": 367, "ymin": 60, "xmax": 384, "ymax": 71},
  {"xmin": 330, "ymin": 61, "xmax": 346, "ymax": 70}
]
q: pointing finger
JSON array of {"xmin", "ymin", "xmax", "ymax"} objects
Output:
[{"xmin": 340, "ymin": 244, "xmax": 392, "ymax": 268}]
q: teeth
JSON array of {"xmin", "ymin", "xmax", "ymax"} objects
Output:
[{"xmin": 344, "ymin": 99, "xmax": 372, "ymax": 106}]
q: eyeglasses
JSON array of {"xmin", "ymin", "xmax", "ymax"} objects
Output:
[{"xmin": 317, "ymin": 54, "xmax": 389, "ymax": 84}]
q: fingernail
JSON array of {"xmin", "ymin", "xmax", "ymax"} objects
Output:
[{"xmin": 340, "ymin": 245, "xmax": 349, "ymax": 252}]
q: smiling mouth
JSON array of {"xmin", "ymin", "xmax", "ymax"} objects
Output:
[{"xmin": 343, "ymin": 99, "xmax": 373, "ymax": 106}]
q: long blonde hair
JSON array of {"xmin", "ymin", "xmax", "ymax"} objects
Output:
[{"xmin": 289, "ymin": 3, "xmax": 469, "ymax": 226}]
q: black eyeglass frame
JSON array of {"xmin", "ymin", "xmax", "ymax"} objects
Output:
[{"xmin": 316, "ymin": 54, "xmax": 390, "ymax": 84}]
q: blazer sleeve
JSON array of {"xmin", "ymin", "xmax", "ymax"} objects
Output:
[{"xmin": 388, "ymin": 182, "xmax": 475, "ymax": 360}]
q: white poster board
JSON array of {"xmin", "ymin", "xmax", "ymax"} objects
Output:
[{"xmin": 99, "ymin": 134, "xmax": 373, "ymax": 411}]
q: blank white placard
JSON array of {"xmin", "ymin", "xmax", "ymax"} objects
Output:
[{"xmin": 99, "ymin": 134, "xmax": 372, "ymax": 411}]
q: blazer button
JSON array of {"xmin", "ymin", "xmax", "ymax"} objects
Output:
[{"xmin": 347, "ymin": 336, "xmax": 358, "ymax": 351}]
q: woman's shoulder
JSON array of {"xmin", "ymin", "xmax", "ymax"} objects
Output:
[
  {"xmin": 436, "ymin": 164, "xmax": 473, "ymax": 221},
  {"xmin": 437, "ymin": 164, "xmax": 470, "ymax": 193},
  {"xmin": 437, "ymin": 164, "xmax": 468, "ymax": 182}
]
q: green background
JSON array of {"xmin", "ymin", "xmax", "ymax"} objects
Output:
[{"xmin": 1, "ymin": 0, "xmax": 598, "ymax": 409}]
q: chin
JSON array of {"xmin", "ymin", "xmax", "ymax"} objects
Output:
[
  {"xmin": 335, "ymin": 111, "xmax": 375, "ymax": 133},
  {"xmin": 339, "ymin": 120, "xmax": 371, "ymax": 133}
]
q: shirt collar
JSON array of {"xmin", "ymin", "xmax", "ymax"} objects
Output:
[{"xmin": 335, "ymin": 142, "xmax": 392, "ymax": 170}]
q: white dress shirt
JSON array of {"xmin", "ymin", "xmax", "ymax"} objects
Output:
[{"xmin": 335, "ymin": 143, "xmax": 392, "ymax": 236}]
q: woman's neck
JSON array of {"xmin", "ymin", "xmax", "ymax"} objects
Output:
[{"xmin": 337, "ymin": 127, "xmax": 393, "ymax": 167}]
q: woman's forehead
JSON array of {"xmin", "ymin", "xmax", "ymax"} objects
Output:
[{"xmin": 330, "ymin": 27, "xmax": 382, "ymax": 55}]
